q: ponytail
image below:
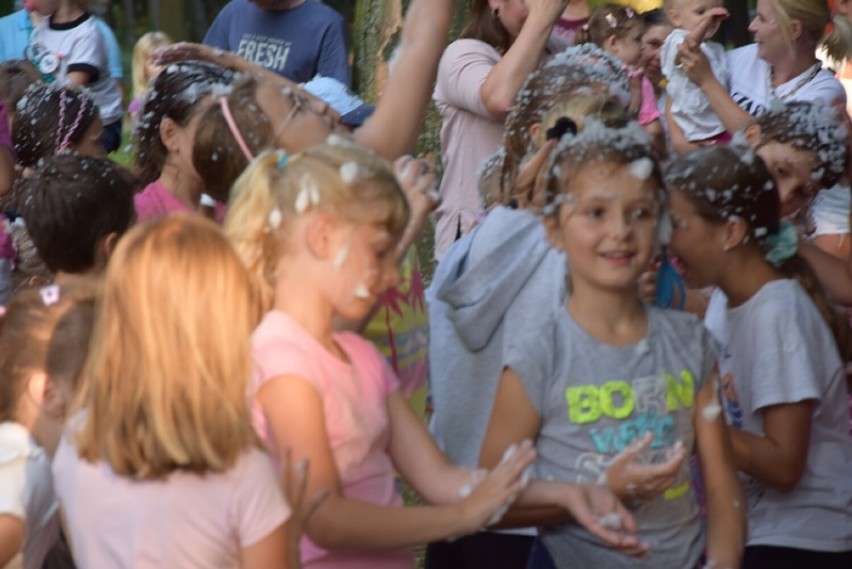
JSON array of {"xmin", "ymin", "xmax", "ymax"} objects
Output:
[{"xmin": 823, "ymin": 13, "xmax": 852, "ymax": 64}]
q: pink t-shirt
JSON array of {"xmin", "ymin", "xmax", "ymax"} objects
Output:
[
  {"xmin": 433, "ymin": 39, "xmax": 505, "ymax": 260},
  {"xmin": 251, "ymin": 310, "xmax": 411, "ymax": 569},
  {"xmin": 134, "ymin": 180, "xmax": 192, "ymax": 223},
  {"xmin": 637, "ymin": 74, "xmax": 661, "ymax": 126},
  {"xmin": 52, "ymin": 438, "xmax": 289, "ymax": 569}
]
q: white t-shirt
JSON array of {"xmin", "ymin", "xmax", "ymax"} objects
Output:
[
  {"xmin": 0, "ymin": 422, "xmax": 59, "ymax": 569},
  {"xmin": 662, "ymin": 30, "xmax": 729, "ymax": 141},
  {"xmin": 28, "ymin": 13, "xmax": 123, "ymax": 125},
  {"xmin": 705, "ymin": 281, "xmax": 852, "ymax": 552},
  {"xmin": 811, "ymin": 183, "xmax": 850, "ymax": 237},
  {"xmin": 727, "ymin": 44, "xmax": 846, "ymax": 118},
  {"xmin": 53, "ymin": 436, "xmax": 290, "ymax": 569}
]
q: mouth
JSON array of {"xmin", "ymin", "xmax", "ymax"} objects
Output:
[{"xmin": 600, "ymin": 251, "xmax": 637, "ymax": 266}]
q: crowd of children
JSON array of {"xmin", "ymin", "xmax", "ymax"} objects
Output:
[{"xmin": 1, "ymin": 0, "xmax": 852, "ymax": 568}]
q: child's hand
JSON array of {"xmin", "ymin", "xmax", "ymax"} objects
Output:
[
  {"xmin": 393, "ymin": 156, "xmax": 439, "ymax": 261},
  {"xmin": 279, "ymin": 450, "xmax": 328, "ymax": 568},
  {"xmin": 455, "ymin": 440, "xmax": 536, "ymax": 534},
  {"xmin": 559, "ymin": 484, "xmax": 649, "ymax": 558},
  {"xmin": 603, "ymin": 433, "xmax": 687, "ymax": 503}
]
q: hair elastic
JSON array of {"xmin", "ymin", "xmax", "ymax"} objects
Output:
[
  {"xmin": 55, "ymin": 90, "xmax": 93, "ymax": 154},
  {"xmin": 276, "ymin": 149, "xmax": 289, "ymax": 170},
  {"xmin": 219, "ymin": 96, "xmax": 254, "ymax": 163},
  {"xmin": 763, "ymin": 221, "xmax": 798, "ymax": 266}
]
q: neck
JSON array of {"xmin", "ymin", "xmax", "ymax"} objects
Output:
[
  {"xmin": 29, "ymin": 10, "xmax": 44, "ymax": 25},
  {"xmin": 567, "ymin": 280, "xmax": 647, "ymax": 345},
  {"xmin": 158, "ymin": 161, "xmax": 203, "ymax": 210},
  {"xmin": 769, "ymin": 46, "xmax": 818, "ymax": 86},
  {"xmin": 52, "ymin": 3, "xmax": 85, "ymax": 23},
  {"xmin": 273, "ymin": 262, "xmax": 337, "ymax": 352},
  {"xmin": 716, "ymin": 248, "xmax": 781, "ymax": 307}
]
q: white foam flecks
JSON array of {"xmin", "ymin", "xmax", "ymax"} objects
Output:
[
  {"xmin": 634, "ymin": 338, "xmax": 650, "ymax": 357},
  {"xmin": 701, "ymin": 402, "xmax": 722, "ymax": 422},
  {"xmin": 267, "ymin": 208, "xmax": 282, "ymax": 230},
  {"xmin": 628, "ymin": 157, "xmax": 654, "ymax": 181},
  {"xmin": 598, "ymin": 512, "xmax": 623, "ymax": 530},
  {"xmin": 754, "ymin": 227, "xmax": 768, "ymax": 238},
  {"xmin": 294, "ymin": 187, "xmax": 310, "ymax": 213},
  {"xmin": 332, "ymin": 243, "xmax": 350, "ymax": 269},
  {"xmin": 340, "ymin": 161, "xmax": 361, "ymax": 185},
  {"xmin": 353, "ymin": 283, "xmax": 371, "ymax": 299},
  {"xmin": 658, "ymin": 211, "xmax": 673, "ymax": 245},
  {"xmin": 309, "ymin": 183, "xmax": 320, "ymax": 206}
]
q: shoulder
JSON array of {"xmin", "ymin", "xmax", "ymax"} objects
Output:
[
  {"xmin": 301, "ymin": 0, "xmax": 345, "ymax": 23},
  {"xmin": 442, "ymin": 38, "xmax": 501, "ymax": 64},
  {"xmin": 251, "ymin": 312, "xmax": 316, "ymax": 379},
  {"xmin": 805, "ymin": 68, "xmax": 845, "ymax": 102}
]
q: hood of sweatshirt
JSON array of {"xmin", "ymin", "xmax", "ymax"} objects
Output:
[{"xmin": 428, "ymin": 206, "xmax": 565, "ymax": 352}]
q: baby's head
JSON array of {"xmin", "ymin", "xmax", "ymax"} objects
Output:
[
  {"xmin": 20, "ymin": 154, "xmax": 138, "ymax": 276},
  {"xmin": 665, "ymin": 0, "xmax": 725, "ymax": 35},
  {"xmin": 226, "ymin": 138, "xmax": 409, "ymax": 317},
  {"xmin": 577, "ymin": 4, "xmax": 646, "ymax": 66}
]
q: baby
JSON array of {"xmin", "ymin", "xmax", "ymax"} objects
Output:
[{"xmin": 661, "ymin": 0, "xmax": 730, "ymax": 144}]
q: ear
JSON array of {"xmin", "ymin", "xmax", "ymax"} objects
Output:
[
  {"xmin": 721, "ymin": 216, "xmax": 749, "ymax": 250},
  {"xmin": 604, "ymin": 35, "xmax": 620, "ymax": 56},
  {"xmin": 159, "ymin": 117, "xmax": 182, "ymax": 153},
  {"xmin": 25, "ymin": 371, "xmax": 49, "ymax": 409},
  {"xmin": 529, "ymin": 123, "xmax": 541, "ymax": 140},
  {"xmin": 742, "ymin": 122, "xmax": 762, "ymax": 147},
  {"xmin": 93, "ymin": 232, "xmax": 119, "ymax": 269},
  {"xmin": 543, "ymin": 214, "xmax": 565, "ymax": 251},
  {"xmin": 303, "ymin": 213, "xmax": 336, "ymax": 260},
  {"xmin": 39, "ymin": 375, "xmax": 66, "ymax": 420},
  {"xmin": 789, "ymin": 19, "xmax": 803, "ymax": 41}
]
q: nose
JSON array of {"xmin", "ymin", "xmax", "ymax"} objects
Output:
[{"xmin": 610, "ymin": 212, "xmax": 633, "ymax": 240}]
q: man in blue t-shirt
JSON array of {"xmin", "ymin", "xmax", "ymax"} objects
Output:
[{"xmin": 204, "ymin": 0, "xmax": 350, "ymax": 85}]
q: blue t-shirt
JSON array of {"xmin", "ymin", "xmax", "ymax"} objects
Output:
[
  {"xmin": 203, "ymin": 0, "xmax": 349, "ymax": 84},
  {"xmin": 0, "ymin": 10, "xmax": 123, "ymax": 79}
]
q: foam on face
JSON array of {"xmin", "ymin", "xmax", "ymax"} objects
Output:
[
  {"xmin": 353, "ymin": 283, "xmax": 370, "ymax": 299},
  {"xmin": 332, "ymin": 243, "xmax": 350, "ymax": 270},
  {"xmin": 628, "ymin": 157, "xmax": 654, "ymax": 181},
  {"xmin": 268, "ymin": 207, "xmax": 282, "ymax": 230}
]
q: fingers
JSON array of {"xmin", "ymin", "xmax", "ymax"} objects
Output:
[{"xmin": 568, "ymin": 487, "xmax": 649, "ymax": 557}]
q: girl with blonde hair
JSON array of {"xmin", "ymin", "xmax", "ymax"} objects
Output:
[
  {"xmin": 226, "ymin": 140, "xmax": 639, "ymax": 568},
  {"xmin": 128, "ymin": 31, "xmax": 173, "ymax": 121},
  {"xmin": 52, "ymin": 215, "xmax": 294, "ymax": 568}
]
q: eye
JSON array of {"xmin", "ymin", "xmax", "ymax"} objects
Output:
[
  {"xmin": 630, "ymin": 207, "xmax": 654, "ymax": 221},
  {"xmin": 584, "ymin": 206, "xmax": 606, "ymax": 219}
]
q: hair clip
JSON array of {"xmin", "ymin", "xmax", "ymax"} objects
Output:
[
  {"xmin": 605, "ymin": 13, "xmax": 618, "ymax": 28},
  {"xmin": 40, "ymin": 284, "xmax": 60, "ymax": 306},
  {"xmin": 581, "ymin": 23, "xmax": 590, "ymax": 31},
  {"xmin": 625, "ymin": 7, "xmax": 635, "ymax": 18},
  {"xmin": 276, "ymin": 149, "xmax": 289, "ymax": 171},
  {"xmin": 546, "ymin": 117, "xmax": 578, "ymax": 141}
]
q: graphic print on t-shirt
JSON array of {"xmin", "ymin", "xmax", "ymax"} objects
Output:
[
  {"xmin": 567, "ymin": 370, "xmax": 695, "ymax": 500},
  {"xmin": 236, "ymin": 33, "xmax": 291, "ymax": 73}
]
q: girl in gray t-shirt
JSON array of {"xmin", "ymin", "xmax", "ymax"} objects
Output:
[{"xmin": 480, "ymin": 121, "xmax": 745, "ymax": 569}]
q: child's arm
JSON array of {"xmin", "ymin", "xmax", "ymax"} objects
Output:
[
  {"xmin": 257, "ymin": 375, "xmax": 533, "ymax": 550},
  {"xmin": 0, "ymin": 515, "xmax": 24, "ymax": 566},
  {"xmin": 479, "ymin": 368, "xmax": 649, "ymax": 557},
  {"xmin": 728, "ymin": 400, "xmax": 815, "ymax": 493},
  {"xmin": 798, "ymin": 239, "xmax": 852, "ymax": 305},
  {"xmin": 693, "ymin": 371, "xmax": 746, "ymax": 568},
  {"xmin": 684, "ymin": 8, "xmax": 729, "ymax": 51},
  {"xmin": 240, "ymin": 525, "xmax": 289, "ymax": 569}
]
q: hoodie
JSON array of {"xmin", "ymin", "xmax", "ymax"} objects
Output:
[{"xmin": 427, "ymin": 206, "xmax": 566, "ymax": 468}]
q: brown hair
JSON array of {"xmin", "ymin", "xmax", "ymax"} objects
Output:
[
  {"xmin": 192, "ymin": 76, "xmax": 274, "ymax": 202},
  {"xmin": 0, "ymin": 60, "xmax": 41, "ymax": 112},
  {"xmin": 575, "ymin": 3, "xmax": 645, "ymax": 46},
  {"xmin": 0, "ymin": 278, "xmax": 98, "ymax": 423},
  {"xmin": 461, "ymin": 0, "xmax": 514, "ymax": 53},
  {"xmin": 666, "ymin": 144, "xmax": 850, "ymax": 360}
]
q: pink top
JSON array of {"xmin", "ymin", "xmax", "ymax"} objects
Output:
[
  {"xmin": 251, "ymin": 310, "xmax": 410, "ymax": 569},
  {"xmin": 134, "ymin": 180, "xmax": 192, "ymax": 222},
  {"xmin": 52, "ymin": 438, "xmax": 289, "ymax": 569},
  {"xmin": 433, "ymin": 39, "xmax": 505, "ymax": 260},
  {"xmin": 638, "ymin": 75, "xmax": 661, "ymax": 126}
]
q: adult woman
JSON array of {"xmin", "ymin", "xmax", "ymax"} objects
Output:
[{"xmin": 432, "ymin": 0, "xmax": 567, "ymax": 260}]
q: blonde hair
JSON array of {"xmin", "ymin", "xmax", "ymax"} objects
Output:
[
  {"xmin": 131, "ymin": 31, "xmax": 173, "ymax": 100},
  {"xmin": 769, "ymin": 0, "xmax": 839, "ymax": 49},
  {"xmin": 532, "ymin": 96, "xmax": 629, "ymax": 149},
  {"xmin": 74, "ymin": 215, "xmax": 260, "ymax": 480},
  {"xmin": 226, "ymin": 141, "xmax": 410, "ymax": 313}
]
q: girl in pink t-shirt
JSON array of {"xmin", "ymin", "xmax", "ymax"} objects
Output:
[
  {"xmin": 52, "ymin": 216, "xmax": 293, "ymax": 568},
  {"xmin": 225, "ymin": 141, "xmax": 638, "ymax": 568},
  {"xmin": 575, "ymin": 4, "xmax": 666, "ymax": 157}
]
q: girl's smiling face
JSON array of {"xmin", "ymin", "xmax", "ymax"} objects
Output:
[
  {"xmin": 755, "ymin": 142, "xmax": 820, "ymax": 219},
  {"xmin": 547, "ymin": 160, "xmax": 660, "ymax": 295},
  {"xmin": 667, "ymin": 189, "xmax": 726, "ymax": 288}
]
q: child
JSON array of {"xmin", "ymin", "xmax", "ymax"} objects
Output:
[
  {"xmin": 666, "ymin": 144, "xmax": 852, "ymax": 568},
  {"xmin": 19, "ymin": 154, "xmax": 136, "ymax": 279},
  {"xmin": 479, "ymin": 121, "xmax": 745, "ymax": 569},
  {"xmin": 0, "ymin": 278, "xmax": 97, "ymax": 569},
  {"xmin": 13, "ymin": 83, "xmax": 104, "ymax": 169},
  {"xmin": 661, "ymin": 0, "xmax": 730, "ymax": 146},
  {"xmin": 133, "ymin": 60, "xmax": 235, "ymax": 222},
  {"xmin": 27, "ymin": 0, "xmax": 123, "ymax": 152},
  {"xmin": 129, "ymin": 31, "xmax": 173, "ymax": 122},
  {"xmin": 575, "ymin": 4, "xmax": 666, "ymax": 156},
  {"xmin": 225, "ymin": 142, "xmax": 636, "ymax": 568},
  {"xmin": 52, "ymin": 215, "xmax": 293, "ymax": 567}
]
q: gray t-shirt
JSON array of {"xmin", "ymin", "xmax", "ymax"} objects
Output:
[
  {"xmin": 705, "ymin": 280, "xmax": 852, "ymax": 552},
  {"xmin": 508, "ymin": 305, "xmax": 715, "ymax": 569}
]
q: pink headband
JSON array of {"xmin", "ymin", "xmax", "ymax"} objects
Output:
[{"xmin": 219, "ymin": 96, "xmax": 254, "ymax": 162}]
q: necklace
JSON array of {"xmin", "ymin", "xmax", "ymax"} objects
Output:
[{"xmin": 768, "ymin": 62, "xmax": 822, "ymax": 101}]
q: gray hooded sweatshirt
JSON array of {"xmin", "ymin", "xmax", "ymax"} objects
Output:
[{"xmin": 427, "ymin": 206, "xmax": 566, "ymax": 468}]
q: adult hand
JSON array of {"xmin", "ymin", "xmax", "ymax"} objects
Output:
[
  {"xmin": 392, "ymin": 156, "xmax": 440, "ymax": 261},
  {"xmin": 603, "ymin": 433, "xmax": 687, "ymax": 503},
  {"xmin": 526, "ymin": 0, "xmax": 571, "ymax": 26},
  {"xmin": 560, "ymin": 484, "xmax": 649, "ymax": 558},
  {"xmin": 676, "ymin": 40, "xmax": 714, "ymax": 89},
  {"xmin": 279, "ymin": 450, "xmax": 328, "ymax": 569}
]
